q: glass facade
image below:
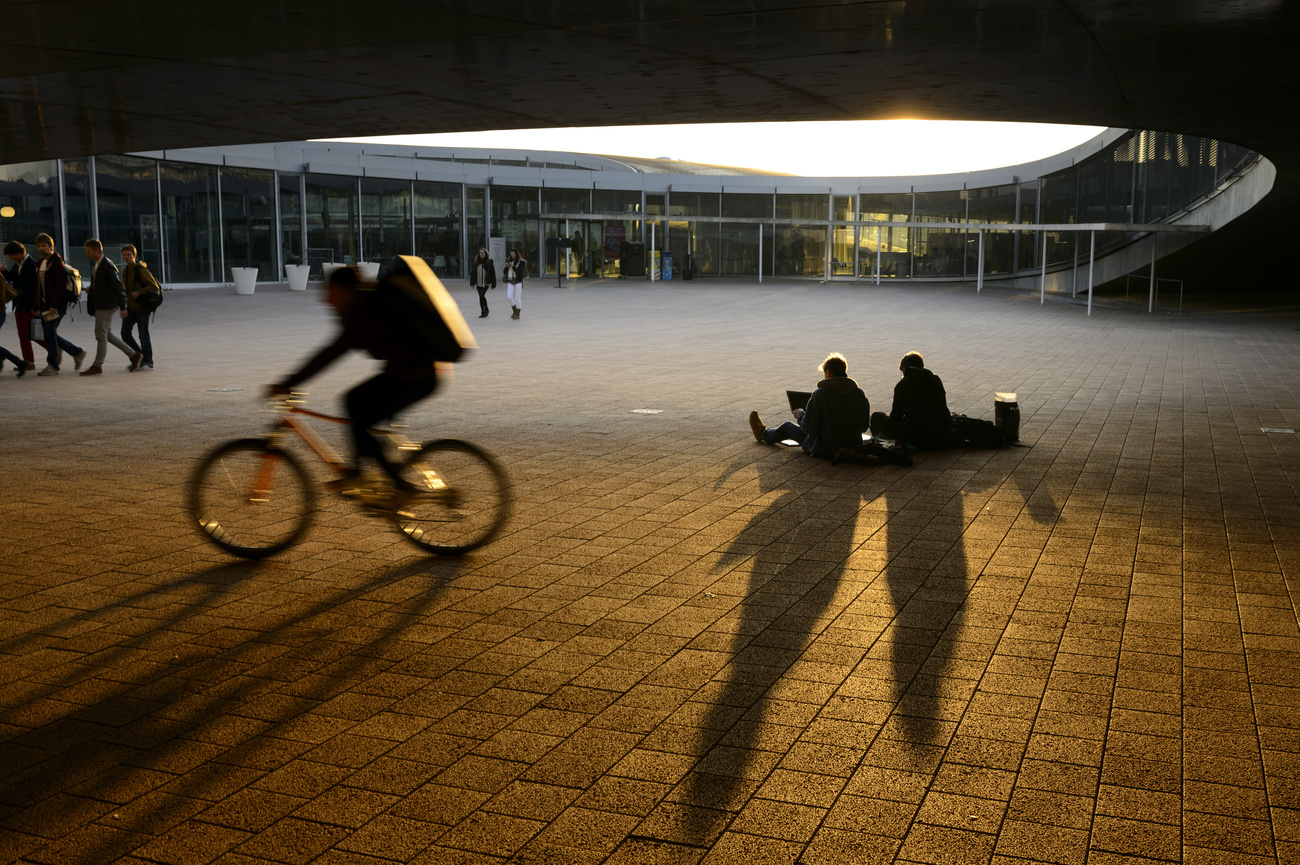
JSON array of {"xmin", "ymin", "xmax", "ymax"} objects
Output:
[
  {"xmin": 306, "ymin": 174, "xmax": 358, "ymax": 271},
  {"xmin": 221, "ymin": 167, "xmax": 276, "ymax": 279},
  {"xmin": 95, "ymin": 155, "xmax": 161, "ymax": 267},
  {"xmin": 0, "ymin": 130, "xmax": 1258, "ymax": 289},
  {"xmin": 0, "ymin": 160, "xmax": 60, "ymax": 257}
]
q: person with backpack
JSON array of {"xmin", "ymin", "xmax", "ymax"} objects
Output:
[
  {"xmin": 120, "ymin": 244, "xmax": 160, "ymax": 371},
  {"xmin": 80, "ymin": 239, "xmax": 140, "ymax": 376},
  {"xmin": 503, "ymin": 249, "xmax": 527, "ymax": 319},
  {"xmin": 748, "ymin": 352, "xmax": 871, "ymax": 459},
  {"xmin": 268, "ymin": 266, "xmax": 443, "ymax": 497},
  {"xmin": 32, "ymin": 233, "xmax": 87, "ymax": 376},
  {"xmin": 469, "ymin": 247, "xmax": 495, "ymax": 318},
  {"xmin": 870, "ymin": 351, "xmax": 951, "ymax": 450}
]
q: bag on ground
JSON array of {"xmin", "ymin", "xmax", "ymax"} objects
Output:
[
  {"xmin": 832, "ymin": 442, "xmax": 913, "ymax": 467},
  {"xmin": 950, "ymin": 413, "xmax": 1013, "ymax": 448}
]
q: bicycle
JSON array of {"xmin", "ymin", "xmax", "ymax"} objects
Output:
[{"xmin": 187, "ymin": 393, "xmax": 510, "ymax": 559}]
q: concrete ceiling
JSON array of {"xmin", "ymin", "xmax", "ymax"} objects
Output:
[{"xmin": 5, "ymin": 0, "xmax": 1298, "ymax": 286}]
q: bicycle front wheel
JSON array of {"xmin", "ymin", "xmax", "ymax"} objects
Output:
[
  {"xmin": 188, "ymin": 438, "xmax": 316, "ymax": 559},
  {"xmin": 393, "ymin": 439, "xmax": 510, "ymax": 555}
]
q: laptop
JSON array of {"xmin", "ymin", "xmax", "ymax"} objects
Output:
[{"xmin": 786, "ymin": 390, "xmax": 812, "ymax": 412}]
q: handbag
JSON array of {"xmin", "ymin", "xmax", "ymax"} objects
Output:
[{"xmin": 29, "ymin": 317, "xmax": 44, "ymax": 342}]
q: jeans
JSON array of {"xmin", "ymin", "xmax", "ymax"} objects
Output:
[
  {"xmin": 14, "ymin": 311, "xmax": 38, "ymax": 363},
  {"xmin": 506, "ymin": 282, "xmax": 522, "ymax": 309},
  {"xmin": 345, "ymin": 372, "xmax": 438, "ymax": 486},
  {"xmin": 93, "ymin": 308, "xmax": 134, "ymax": 366},
  {"xmin": 38, "ymin": 312, "xmax": 82, "ymax": 369},
  {"xmin": 475, "ymin": 285, "xmax": 490, "ymax": 313},
  {"xmin": 121, "ymin": 309, "xmax": 153, "ymax": 364},
  {"xmin": 763, "ymin": 409, "xmax": 807, "ymax": 446}
]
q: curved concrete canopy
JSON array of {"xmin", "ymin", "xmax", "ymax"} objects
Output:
[{"xmin": 4, "ymin": 1, "xmax": 1298, "ymax": 283}]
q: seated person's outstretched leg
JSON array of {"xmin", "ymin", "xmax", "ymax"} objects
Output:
[{"xmin": 750, "ymin": 410, "xmax": 807, "ymax": 447}]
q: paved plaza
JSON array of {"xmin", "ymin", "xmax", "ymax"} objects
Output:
[{"xmin": 2, "ymin": 277, "xmax": 1299, "ymax": 865}]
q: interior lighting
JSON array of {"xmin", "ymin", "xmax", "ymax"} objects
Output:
[{"xmin": 0, "ymin": 206, "xmax": 14, "ymax": 217}]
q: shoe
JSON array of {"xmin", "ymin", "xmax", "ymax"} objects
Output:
[
  {"xmin": 72, "ymin": 350, "xmax": 87, "ymax": 370},
  {"xmin": 478, "ymin": 311, "xmax": 487, "ymax": 318},
  {"xmin": 80, "ymin": 365, "xmax": 103, "ymax": 376},
  {"xmin": 325, "ymin": 472, "xmax": 366, "ymax": 496},
  {"xmin": 749, "ymin": 411, "xmax": 766, "ymax": 443},
  {"xmin": 512, "ymin": 307, "xmax": 520, "ymax": 319},
  {"xmin": 138, "ymin": 362, "xmax": 154, "ymax": 371},
  {"xmin": 129, "ymin": 351, "xmax": 143, "ymax": 371},
  {"xmin": 37, "ymin": 365, "xmax": 59, "ymax": 376},
  {"xmin": 15, "ymin": 362, "xmax": 27, "ymax": 378}
]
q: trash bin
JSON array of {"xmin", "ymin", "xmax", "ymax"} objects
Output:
[
  {"xmin": 994, "ymin": 392, "xmax": 1020, "ymax": 441},
  {"xmin": 662, "ymin": 251, "xmax": 673, "ymax": 280}
]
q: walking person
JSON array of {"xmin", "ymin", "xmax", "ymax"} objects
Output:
[
  {"xmin": 32, "ymin": 233, "xmax": 87, "ymax": 376},
  {"xmin": 504, "ymin": 249, "xmax": 526, "ymax": 319},
  {"xmin": 5, "ymin": 241, "xmax": 40, "ymax": 373},
  {"xmin": 120, "ymin": 244, "xmax": 158, "ymax": 371},
  {"xmin": 468, "ymin": 247, "xmax": 495, "ymax": 318},
  {"xmin": 0, "ymin": 277, "xmax": 25, "ymax": 375},
  {"xmin": 80, "ymin": 239, "xmax": 140, "ymax": 376}
]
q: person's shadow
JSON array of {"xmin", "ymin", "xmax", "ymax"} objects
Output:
[{"xmin": 649, "ymin": 446, "xmax": 1059, "ymax": 848}]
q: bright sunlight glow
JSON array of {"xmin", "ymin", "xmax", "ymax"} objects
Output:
[{"xmin": 331, "ymin": 120, "xmax": 1106, "ymax": 177}]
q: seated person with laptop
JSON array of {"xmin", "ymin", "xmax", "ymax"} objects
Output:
[{"xmin": 748, "ymin": 352, "xmax": 870, "ymax": 459}]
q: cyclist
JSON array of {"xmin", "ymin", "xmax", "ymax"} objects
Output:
[{"xmin": 269, "ymin": 266, "xmax": 439, "ymax": 496}]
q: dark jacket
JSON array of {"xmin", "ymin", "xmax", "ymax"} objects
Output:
[
  {"xmin": 36, "ymin": 252, "xmax": 69, "ymax": 312},
  {"xmin": 503, "ymin": 257, "xmax": 527, "ymax": 284},
  {"xmin": 889, "ymin": 366, "xmax": 951, "ymax": 449},
  {"xmin": 283, "ymin": 288, "xmax": 438, "ymax": 386},
  {"xmin": 469, "ymin": 257, "xmax": 496, "ymax": 289},
  {"xmin": 87, "ymin": 256, "xmax": 127, "ymax": 314},
  {"xmin": 6, "ymin": 255, "xmax": 37, "ymax": 310},
  {"xmin": 801, "ymin": 374, "xmax": 871, "ymax": 459},
  {"xmin": 122, "ymin": 261, "xmax": 161, "ymax": 311}
]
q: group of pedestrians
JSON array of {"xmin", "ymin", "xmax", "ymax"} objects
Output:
[
  {"xmin": 1, "ymin": 235, "xmax": 159, "ymax": 377},
  {"xmin": 469, "ymin": 247, "xmax": 527, "ymax": 320},
  {"xmin": 749, "ymin": 350, "xmax": 951, "ymax": 458}
]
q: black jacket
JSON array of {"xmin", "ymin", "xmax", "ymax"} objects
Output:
[
  {"xmin": 889, "ymin": 366, "xmax": 951, "ymax": 449},
  {"xmin": 469, "ymin": 257, "xmax": 496, "ymax": 289},
  {"xmin": 87, "ymin": 256, "xmax": 127, "ymax": 314},
  {"xmin": 284, "ymin": 289, "xmax": 439, "ymax": 386},
  {"xmin": 802, "ymin": 374, "xmax": 871, "ymax": 458},
  {"xmin": 6, "ymin": 255, "xmax": 37, "ymax": 310}
]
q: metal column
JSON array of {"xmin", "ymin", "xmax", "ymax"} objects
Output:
[
  {"xmin": 1086, "ymin": 231, "xmax": 1095, "ymax": 316},
  {"xmin": 1039, "ymin": 231, "xmax": 1047, "ymax": 304},
  {"xmin": 1148, "ymin": 233, "xmax": 1157, "ymax": 313},
  {"xmin": 976, "ymin": 229, "xmax": 984, "ymax": 293}
]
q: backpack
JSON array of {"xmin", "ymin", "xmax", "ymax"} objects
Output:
[
  {"xmin": 136, "ymin": 287, "xmax": 164, "ymax": 313},
  {"xmin": 949, "ymin": 414, "xmax": 1013, "ymax": 448},
  {"xmin": 378, "ymin": 255, "xmax": 477, "ymax": 362},
  {"xmin": 832, "ymin": 442, "xmax": 914, "ymax": 467},
  {"xmin": 62, "ymin": 261, "xmax": 82, "ymax": 304}
]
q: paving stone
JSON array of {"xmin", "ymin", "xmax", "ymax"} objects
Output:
[{"xmin": 4, "ymin": 282, "xmax": 1300, "ymax": 862}]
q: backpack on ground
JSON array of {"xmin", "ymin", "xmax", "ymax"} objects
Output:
[
  {"xmin": 378, "ymin": 255, "xmax": 477, "ymax": 362},
  {"xmin": 949, "ymin": 414, "xmax": 1013, "ymax": 448}
]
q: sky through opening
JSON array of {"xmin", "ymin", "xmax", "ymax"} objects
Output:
[{"xmin": 332, "ymin": 120, "xmax": 1105, "ymax": 177}]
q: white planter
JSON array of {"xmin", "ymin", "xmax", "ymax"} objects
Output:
[
  {"xmin": 320, "ymin": 262, "xmax": 345, "ymax": 283},
  {"xmin": 232, "ymin": 267, "xmax": 258, "ymax": 295},
  {"xmin": 357, "ymin": 261, "xmax": 381, "ymax": 282},
  {"xmin": 285, "ymin": 264, "xmax": 311, "ymax": 291}
]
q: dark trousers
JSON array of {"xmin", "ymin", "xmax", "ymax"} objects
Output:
[
  {"xmin": 763, "ymin": 409, "xmax": 807, "ymax": 446},
  {"xmin": 121, "ymin": 309, "xmax": 153, "ymax": 364},
  {"xmin": 0, "ymin": 310, "xmax": 23, "ymax": 367},
  {"xmin": 475, "ymin": 285, "xmax": 490, "ymax": 313},
  {"xmin": 345, "ymin": 373, "xmax": 438, "ymax": 485},
  {"xmin": 38, "ymin": 313, "xmax": 82, "ymax": 369}
]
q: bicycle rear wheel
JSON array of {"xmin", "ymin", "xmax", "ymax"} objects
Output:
[
  {"xmin": 189, "ymin": 438, "xmax": 316, "ymax": 559},
  {"xmin": 393, "ymin": 439, "xmax": 510, "ymax": 555}
]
